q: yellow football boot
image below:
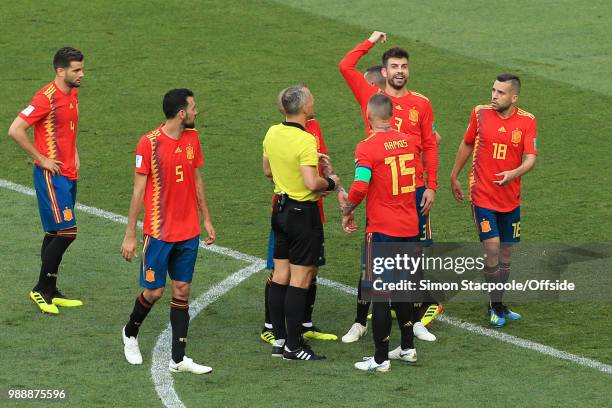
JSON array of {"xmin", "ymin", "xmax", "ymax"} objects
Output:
[
  {"xmin": 51, "ymin": 289, "xmax": 83, "ymax": 307},
  {"xmin": 302, "ymin": 326, "xmax": 338, "ymax": 341},
  {"xmin": 30, "ymin": 291, "xmax": 59, "ymax": 315}
]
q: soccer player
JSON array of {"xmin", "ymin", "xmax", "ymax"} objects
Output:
[
  {"xmin": 363, "ymin": 64, "xmax": 444, "ymax": 327},
  {"xmin": 8, "ymin": 47, "xmax": 85, "ymax": 315},
  {"xmin": 263, "ymin": 85, "xmax": 339, "ymax": 361},
  {"xmin": 342, "ymin": 94, "xmax": 420, "ymax": 372},
  {"xmin": 339, "ymin": 31, "xmax": 439, "ymax": 343},
  {"xmin": 450, "ymin": 74, "xmax": 538, "ymax": 327},
  {"xmin": 260, "ymin": 116, "xmax": 341, "ymax": 344},
  {"xmin": 120, "ymin": 89, "xmax": 216, "ymax": 374}
]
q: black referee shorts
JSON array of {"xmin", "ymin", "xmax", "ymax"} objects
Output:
[{"xmin": 271, "ymin": 195, "xmax": 323, "ymax": 267}]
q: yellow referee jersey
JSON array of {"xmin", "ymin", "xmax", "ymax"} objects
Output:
[{"xmin": 263, "ymin": 122, "xmax": 319, "ymax": 202}]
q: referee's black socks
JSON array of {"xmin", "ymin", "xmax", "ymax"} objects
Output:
[
  {"xmin": 303, "ymin": 277, "xmax": 317, "ymax": 326},
  {"xmin": 268, "ymin": 282, "xmax": 288, "ymax": 341},
  {"xmin": 264, "ymin": 274, "xmax": 273, "ymax": 327},
  {"xmin": 285, "ymin": 286, "xmax": 308, "ymax": 350}
]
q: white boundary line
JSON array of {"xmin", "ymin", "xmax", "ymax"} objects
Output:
[{"xmin": 1, "ymin": 178, "xmax": 610, "ymax": 408}]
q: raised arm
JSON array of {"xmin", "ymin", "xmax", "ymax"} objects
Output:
[{"xmin": 338, "ymin": 32, "xmax": 385, "ymax": 104}]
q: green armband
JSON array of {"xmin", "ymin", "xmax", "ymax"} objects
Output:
[{"xmin": 354, "ymin": 166, "xmax": 372, "ymax": 183}]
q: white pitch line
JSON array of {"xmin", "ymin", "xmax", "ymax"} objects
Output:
[
  {"xmin": 317, "ymin": 277, "xmax": 612, "ymax": 374},
  {"xmin": 150, "ymin": 260, "xmax": 266, "ymax": 408},
  {"xmin": 1, "ymin": 178, "xmax": 610, "ymax": 408}
]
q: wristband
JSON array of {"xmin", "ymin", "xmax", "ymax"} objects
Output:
[{"xmin": 325, "ymin": 177, "xmax": 336, "ymax": 192}]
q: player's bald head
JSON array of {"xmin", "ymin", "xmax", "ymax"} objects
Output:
[{"xmin": 367, "ymin": 93, "xmax": 393, "ymax": 121}]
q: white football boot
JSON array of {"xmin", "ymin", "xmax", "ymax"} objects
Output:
[
  {"xmin": 341, "ymin": 323, "xmax": 367, "ymax": 343},
  {"xmin": 354, "ymin": 356, "xmax": 390, "ymax": 372},
  {"xmin": 169, "ymin": 356, "xmax": 212, "ymax": 374},
  {"xmin": 388, "ymin": 346, "xmax": 417, "ymax": 362},
  {"xmin": 413, "ymin": 322, "xmax": 436, "ymax": 341},
  {"xmin": 122, "ymin": 326, "xmax": 143, "ymax": 365}
]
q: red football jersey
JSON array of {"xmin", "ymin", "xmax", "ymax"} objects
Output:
[
  {"xmin": 464, "ymin": 105, "xmax": 538, "ymax": 212},
  {"xmin": 18, "ymin": 81, "xmax": 79, "ymax": 180},
  {"xmin": 355, "ymin": 130, "xmax": 420, "ymax": 237},
  {"xmin": 305, "ymin": 118, "xmax": 328, "ymax": 224},
  {"xmin": 135, "ymin": 126, "xmax": 204, "ymax": 242},
  {"xmin": 339, "ymin": 40, "xmax": 438, "ymax": 190}
]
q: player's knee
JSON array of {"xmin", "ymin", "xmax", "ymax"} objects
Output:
[
  {"xmin": 483, "ymin": 240, "xmax": 500, "ymax": 258},
  {"xmin": 171, "ymin": 281, "xmax": 190, "ymax": 300},
  {"xmin": 144, "ymin": 287, "xmax": 165, "ymax": 303}
]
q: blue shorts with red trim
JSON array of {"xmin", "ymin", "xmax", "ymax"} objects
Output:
[
  {"xmin": 416, "ymin": 186, "xmax": 433, "ymax": 246},
  {"xmin": 472, "ymin": 205, "xmax": 521, "ymax": 243},
  {"xmin": 362, "ymin": 232, "xmax": 420, "ymax": 290},
  {"xmin": 140, "ymin": 235, "xmax": 200, "ymax": 289},
  {"xmin": 33, "ymin": 165, "xmax": 77, "ymax": 232}
]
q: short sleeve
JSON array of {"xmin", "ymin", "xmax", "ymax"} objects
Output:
[
  {"xmin": 299, "ymin": 137, "xmax": 319, "ymax": 166},
  {"xmin": 262, "ymin": 132, "xmax": 269, "ymax": 158},
  {"xmin": 18, "ymin": 93, "xmax": 51, "ymax": 126},
  {"xmin": 135, "ymin": 137, "xmax": 151, "ymax": 175},
  {"xmin": 194, "ymin": 135, "xmax": 204, "ymax": 168},
  {"xmin": 463, "ymin": 108, "xmax": 478, "ymax": 144},
  {"xmin": 523, "ymin": 118, "xmax": 539, "ymax": 155}
]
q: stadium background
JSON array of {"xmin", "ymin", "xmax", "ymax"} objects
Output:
[{"xmin": 0, "ymin": 0, "xmax": 610, "ymax": 406}]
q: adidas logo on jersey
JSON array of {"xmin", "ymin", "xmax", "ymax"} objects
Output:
[
  {"xmin": 498, "ymin": 126, "xmax": 507, "ymax": 132},
  {"xmin": 175, "ymin": 147, "xmax": 183, "ymax": 154}
]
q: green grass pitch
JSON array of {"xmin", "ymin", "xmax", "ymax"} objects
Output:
[{"xmin": 0, "ymin": 1, "xmax": 610, "ymax": 407}]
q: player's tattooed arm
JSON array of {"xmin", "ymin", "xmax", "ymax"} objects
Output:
[{"xmin": 342, "ymin": 201, "xmax": 357, "ymax": 216}]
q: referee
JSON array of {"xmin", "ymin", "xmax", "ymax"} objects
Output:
[{"xmin": 262, "ymin": 85, "xmax": 338, "ymax": 361}]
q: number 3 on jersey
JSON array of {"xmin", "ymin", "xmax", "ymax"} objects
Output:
[
  {"xmin": 384, "ymin": 154, "xmax": 415, "ymax": 195},
  {"xmin": 394, "ymin": 117, "xmax": 403, "ymax": 131},
  {"xmin": 175, "ymin": 165, "xmax": 184, "ymax": 182}
]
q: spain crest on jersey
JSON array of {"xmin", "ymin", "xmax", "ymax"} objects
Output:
[
  {"xmin": 145, "ymin": 268, "xmax": 156, "ymax": 283},
  {"xmin": 409, "ymin": 107, "xmax": 419, "ymax": 123},
  {"xmin": 186, "ymin": 144, "xmax": 195, "ymax": 160},
  {"xmin": 511, "ymin": 129, "xmax": 522, "ymax": 145}
]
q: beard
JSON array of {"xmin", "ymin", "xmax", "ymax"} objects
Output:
[
  {"xmin": 64, "ymin": 77, "xmax": 81, "ymax": 88},
  {"xmin": 387, "ymin": 75, "xmax": 406, "ymax": 90},
  {"xmin": 492, "ymin": 100, "xmax": 512, "ymax": 113},
  {"xmin": 183, "ymin": 119, "xmax": 196, "ymax": 128}
]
